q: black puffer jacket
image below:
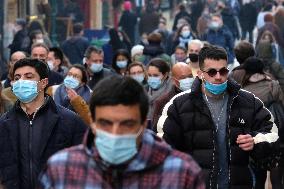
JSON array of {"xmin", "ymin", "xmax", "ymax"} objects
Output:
[
  {"xmin": 0, "ymin": 96, "xmax": 87, "ymax": 189},
  {"xmin": 161, "ymin": 78, "xmax": 279, "ymax": 189}
]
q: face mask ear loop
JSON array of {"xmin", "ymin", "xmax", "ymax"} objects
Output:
[{"xmin": 136, "ymin": 126, "xmax": 144, "ymax": 137}]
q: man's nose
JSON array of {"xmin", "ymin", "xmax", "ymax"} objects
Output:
[
  {"xmin": 215, "ymin": 71, "xmax": 221, "ymax": 79},
  {"xmin": 109, "ymin": 124, "xmax": 120, "ymax": 135}
]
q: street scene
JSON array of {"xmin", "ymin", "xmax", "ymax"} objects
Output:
[{"xmin": 0, "ymin": 0, "xmax": 283, "ymax": 188}]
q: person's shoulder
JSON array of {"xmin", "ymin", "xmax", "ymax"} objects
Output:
[
  {"xmin": 238, "ymin": 88, "xmax": 260, "ymax": 103},
  {"xmin": 47, "ymin": 144, "xmax": 86, "ymax": 165}
]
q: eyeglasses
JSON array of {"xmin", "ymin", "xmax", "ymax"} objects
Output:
[{"xmin": 202, "ymin": 67, "xmax": 229, "ymax": 77}]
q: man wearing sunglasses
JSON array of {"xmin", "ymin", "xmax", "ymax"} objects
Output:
[{"xmin": 160, "ymin": 45, "xmax": 279, "ymax": 188}]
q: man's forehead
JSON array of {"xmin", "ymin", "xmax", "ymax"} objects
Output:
[
  {"xmin": 11, "ymin": 52, "xmax": 26, "ymax": 60},
  {"xmin": 203, "ymin": 58, "xmax": 227, "ymax": 68},
  {"xmin": 14, "ymin": 66, "xmax": 37, "ymax": 74},
  {"xmin": 32, "ymin": 46, "xmax": 48, "ymax": 54}
]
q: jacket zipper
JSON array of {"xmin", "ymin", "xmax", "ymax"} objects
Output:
[
  {"xmin": 28, "ymin": 111, "xmax": 38, "ymax": 189},
  {"xmin": 227, "ymin": 93, "xmax": 238, "ymax": 187}
]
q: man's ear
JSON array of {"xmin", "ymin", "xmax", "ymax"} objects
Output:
[
  {"xmin": 197, "ymin": 70, "xmax": 203, "ymax": 79},
  {"xmin": 39, "ymin": 78, "xmax": 49, "ymax": 91},
  {"xmin": 54, "ymin": 59, "xmax": 61, "ymax": 67}
]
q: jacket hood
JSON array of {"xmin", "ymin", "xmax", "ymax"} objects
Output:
[
  {"xmin": 249, "ymin": 73, "xmax": 271, "ymax": 83},
  {"xmin": 83, "ymin": 129, "xmax": 171, "ymax": 172}
]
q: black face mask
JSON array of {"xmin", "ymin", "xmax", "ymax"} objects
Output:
[{"xmin": 188, "ymin": 53, "xmax": 199, "ymax": 63}]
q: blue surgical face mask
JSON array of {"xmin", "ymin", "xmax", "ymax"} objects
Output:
[
  {"xmin": 148, "ymin": 76, "xmax": 162, "ymax": 90},
  {"xmin": 116, "ymin": 60, "xmax": 128, "ymax": 69},
  {"xmin": 95, "ymin": 127, "xmax": 143, "ymax": 165},
  {"xmin": 204, "ymin": 80, "xmax": 227, "ymax": 95},
  {"xmin": 12, "ymin": 80, "xmax": 39, "ymax": 103},
  {"xmin": 131, "ymin": 74, "xmax": 144, "ymax": 83},
  {"xmin": 209, "ymin": 21, "xmax": 220, "ymax": 30},
  {"xmin": 90, "ymin": 63, "xmax": 103, "ymax": 73},
  {"xmin": 181, "ymin": 30, "xmax": 190, "ymax": 38},
  {"xmin": 64, "ymin": 76, "xmax": 80, "ymax": 89},
  {"xmin": 179, "ymin": 77, "xmax": 194, "ymax": 91}
]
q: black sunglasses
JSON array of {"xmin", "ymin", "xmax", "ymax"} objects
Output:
[{"xmin": 202, "ymin": 67, "xmax": 229, "ymax": 77}]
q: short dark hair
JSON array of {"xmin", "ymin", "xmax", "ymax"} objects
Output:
[
  {"xmin": 73, "ymin": 23, "xmax": 84, "ymax": 34},
  {"xmin": 199, "ymin": 45, "xmax": 228, "ymax": 69},
  {"xmin": 175, "ymin": 45, "xmax": 187, "ymax": 53},
  {"xmin": 148, "ymin": 58, "xmax": 170, "ymax": 75},
  {"xmin": 112, "ymin": 49, "xmax": 131, "ymax": 73},
  {"xmin": 69, "ymin": 64, "xmax": 88, "ymax": 83},
  {"xmin": 12, "ymin": 58, "xmax": 49, "ymax": 80},
  {"xmin": 89, "ymin": 75, "xmax": 149, "ymax": 123},
  {"xmin": 16, "ymin": 18, "xmax": 26, "ymax": 28},
  {"xmin": 49, "ymin": 47, "xmax": 64, "ymax": 63},
  {"xmin": 147, "ymin": 32, "xmax": 162, "ymax": 44},
  {"xmin": 84, "ymin": 46, "xmax": 103, "ymax": 59},
  {"xmin": 234, "ymin": 41, "xmax": 255, "ymax": 64}
]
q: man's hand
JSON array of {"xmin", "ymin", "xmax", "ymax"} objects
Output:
[{"xmin": 236, "ymin": 134, "xmax": 254, "ymax": 151}]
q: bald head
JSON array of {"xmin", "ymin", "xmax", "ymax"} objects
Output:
[
  {"xmin": 172, "ymin": 62, "xmax": 194, "ymax": 91},
  {"xmin": 10, "ymin": 51, "xmax": 26, "ymax": 65},
  {"xmin": 172, "ymin": 62, "xmax": 192, "ymax": 79}
]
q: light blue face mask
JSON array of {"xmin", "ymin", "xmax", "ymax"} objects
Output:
[
  {"xmin": 181, "ymin": 30, "xmax": 190, "ymax": 38},
  {"xmin": 179, "ymin": 77, "xmax": 194, "ymax": 91},
  {"xmin": 12, "ymin": 80, "xmax": 39, "ymax": 103},
  {"xmin": 204, "ymin": 80, "xmax": 227, "ymax": 95},
  {"xmin": 64, "ymin": 76, "xmax": 80, "ymax": 89},
  {"xmin": 131, "ymin": 74, "xmax": 144, "ymax": 83},
  {"xmin": 90, "ymin": 63, "xmax": 103, "ymax": 73},
  {"xmin": 116, "ymin": 60, "xmax": 128, "ymax": 69},
  {"xmin": 148, "ymin": 76, "xmax": 162, "ymax": 90},
  {"xmin": 95, "ymin": 127, "xmax": 143, "ymax": 165}
]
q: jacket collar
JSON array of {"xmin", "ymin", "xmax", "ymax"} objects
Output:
[
  {"xmin": 191, "ymin": 77, "xmax": 241, "ymax": 97},
  {"xmin": 9, "ymin": 96, "xmax": 60, "ymax": 157}
]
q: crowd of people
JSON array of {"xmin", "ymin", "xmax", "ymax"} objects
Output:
[{"xmin": 0, "ymin": 0, "xmax": 283, "ymax": 188}]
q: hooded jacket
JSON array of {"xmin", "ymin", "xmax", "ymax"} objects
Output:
[
  {"xmin": 39, "ymin": 129, "xmax": 205, "ymax": 189},
  {"xmin": 160, "ymin": 78, "xmax": 279, "ymax": 188}
]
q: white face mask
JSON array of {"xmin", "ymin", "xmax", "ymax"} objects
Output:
[
  {"xmin": 179, "ymin": 77, "xmax": 194, "ymax": 91},
  {"xmin": 47, "ymin": 60, "xmax": 54, "ymax": 70},
  {"xmin": 36, "ymin": 39, "xmax": 44, "ymax": 44}
]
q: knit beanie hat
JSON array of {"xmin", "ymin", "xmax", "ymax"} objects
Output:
[{"xmin": 124, "ymin": 1, "xmax": 132, "ymax": 11}]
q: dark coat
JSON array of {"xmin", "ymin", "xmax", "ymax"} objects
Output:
[
  {"xmin": 119, "ymin": 10, "xmax": 137, "ymax": 44},
  {"xmin": 202, "ymin": 26, "xmax": 235, "ymax": 64},
  {"xmin": 61, "ymin": 36, "xmax": 89, "ymax": 64},
  {"xmin": 8, "ymin": 29, "xmax": 28, "ymax": 55},
  {"xmin": 87, "ymin": 68, "xmax": 115, "ymax": 90},
  {"xmin": 239, "ymin": 2, "xmax": 257, "ymax": 31},
  {"xmin": 139, "ymin": 12, "xmax": 159, "ymax": 35},
  {"xmin": 161, "ymin": 78, "xmax": 279, "ymax": 188},
  {"xmin": 152, "ymin": 86, "xmax": 181, "ymax": 132},
  {"xmin": 0, "ymin": 96, "xmax": 87, "ymax": 189},
  {"xmin": 221, "ymin": 7, "xmax": 240, "ymax": 40},
  {"xmin": 48, "ymin": 70, "xmax": 64, "ymax": 86}
]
